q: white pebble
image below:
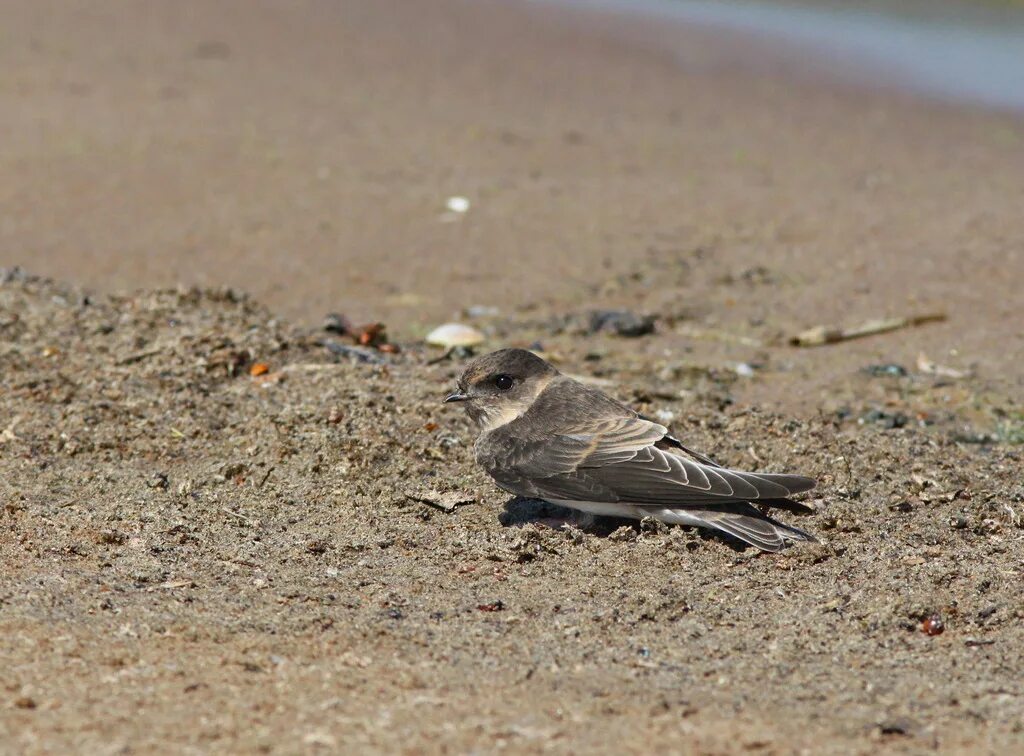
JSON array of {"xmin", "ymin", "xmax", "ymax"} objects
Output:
[{"xmin": 446, "ymin": 196, "xmax": 470, "ymax": 213}]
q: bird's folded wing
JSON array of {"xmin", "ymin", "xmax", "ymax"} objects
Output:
[{"xmin": 487, "ymin": 414, "xmax": 814, "ymax": 506}]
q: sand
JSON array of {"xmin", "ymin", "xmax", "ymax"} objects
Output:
[{"xmin": 1, "ymin": 0, "xmax": 1023, "ymax": 752}]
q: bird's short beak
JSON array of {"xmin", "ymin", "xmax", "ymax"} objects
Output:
[{"xmin": 444, "ymin": 391, "xmax": 470, "ymax": 403}]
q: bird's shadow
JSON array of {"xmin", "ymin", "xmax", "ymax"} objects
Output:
[
  {"xmin": 497, "ymin": 495, "xmax": 749, "ymax": 551},
  {"xmin": 497, "ymin": 496, "xmax": 624, "ymax": 536}
]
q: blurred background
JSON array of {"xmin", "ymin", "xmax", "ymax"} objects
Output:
[{"xmin": 3, "ymin": 0, "xmax": 1023, "ymax": 408}]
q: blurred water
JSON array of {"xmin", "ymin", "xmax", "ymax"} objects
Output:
[{"xmin": 548, "ymin": 0, "xmax": 1024, "ymax": 113}]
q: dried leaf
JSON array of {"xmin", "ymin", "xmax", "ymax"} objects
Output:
[{"xmin": 405, "ymin": 489, "xmax": 474, "ymax": 513}]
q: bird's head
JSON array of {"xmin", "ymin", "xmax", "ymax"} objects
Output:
[{"xmin": 444, "ymin": 348, "xmax": 559, "ymax": 430}]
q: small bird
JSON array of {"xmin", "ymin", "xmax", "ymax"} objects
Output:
[{"xmin": 444, "ymin": 348, "xmax": 817, "ymax": 552}]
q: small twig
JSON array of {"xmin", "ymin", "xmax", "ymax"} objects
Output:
[
  {"xmin": 257, "ymin": 466, "xmax": 275, "ymax": 489},
  {"xmin": 158, "ymin": 579, "xmax": 194, "ymax": 590},
  {"xmin": 221, "ymin": 507, "xmax": 255, "ymax": 525},
  {"xmin": 841, "ymin": 453, "xmax": 854, "ymax": 491},
  {"xmin": 406, "ymin": 494, "xmax": 456, "ymax": 513},
  {"xmin": 790, "ymin": 312, "xmax": 947, "ymax": 347},
  {"xmin": 116, "ymin": 348, "xmax": 163, "ymax": 366}
]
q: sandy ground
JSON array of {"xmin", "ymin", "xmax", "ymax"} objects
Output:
[{"xmin": 2, "ymin": 0, "xmax": 1024, "ymax": 753}]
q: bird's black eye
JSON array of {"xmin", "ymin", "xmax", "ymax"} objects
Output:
[{"xmin": 493, "ymin": 374, "xmax": 514, "ymax": 391}]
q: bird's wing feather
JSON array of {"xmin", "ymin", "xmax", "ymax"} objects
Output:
[{"xmin": 481, "ymin": 413, "xmax": 814, "ymax": 507}]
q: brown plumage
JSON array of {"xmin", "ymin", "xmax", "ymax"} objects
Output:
[{"xmin": 445, "ymin": 348, "xmax": 817, "ymax": 552}]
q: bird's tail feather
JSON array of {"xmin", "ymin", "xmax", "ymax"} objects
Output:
[
  {"xmin": 756, "ymin": 496, "xmax": 815, "ymax": 514},
  {"xmin": 684, "ymin": 503, "xmax": 818, "ymax": 552}
]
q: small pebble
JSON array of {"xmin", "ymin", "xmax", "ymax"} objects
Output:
[
  {"xmin": 860, "ymin": 409, "xmax": 909, "ymax": 429},
  {"xmin": 323, "ymin": 313, "xmax": 352, "ymax": 335},
  {"xmin": 863, "ymin": 364, "xmax": 908, "ymax": 378},
  {"xmin": 921, "ymin": 615, "xmax": 945, "ymax": 636},
  {"xmin": 587, "ymin": 310, "xmax": 655, "ymax": 338},
  {"xmin": 323, "ymin": 342, "xmax": 385, "ymax": 364},
  {"xmin": 446, "ymin": 196, "xmax": 470, "ymax": 213},
  {"xmin": 878, "ymin": 718, "xmax": 915, "ymax": 736}
]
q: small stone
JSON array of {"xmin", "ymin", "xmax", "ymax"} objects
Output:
[
  {"xmin": 862, "ymin": 364, "xmax": 908, "ymax": 378},
  {"xmin": 640, "ymin": 516, "xmax": 669, "ymax": 535},
  {"xmin": 861, "ymin": 409, "xmax": 909, "ymax": 429},
  {"xmin": 322, "ymin": 342, "xmax": 385, "ymax": 364},
  {"xmin": 608, "ymin": 526, "xmax": 637, "ymax": 542},
  {"xmin": 892, "ymin": 499, "xmax": 917, "ymax": 513},
  {"xmin": 96, "ymin": 529, "xmax": 125, "ymax": 545},
  {"xmin": 878, "ymin": 717, "xmax": 915, "ymax": 736},
  {"xmin": 921, "ymin": 615, "xmax": 945, "ymax": 636},
  {"xmin": 587, "ymin": 310, "xmax": 655, "ymax": 338},
  {"xmin": 978, "ymin": 605, "xmax": 998, "ymax": 620},
  {"xmin": 306, "ymin": 539, "xmax": 329, "ymax": 555},
  {"xmin": 322, "ymin": 313, "xmax": 352, "ymax": 335},
  {"xmin": 446, "ymin": 196, "xmax": 470, "ymax": 213},
  {"xmin": 146, "ymin": 472, "xmax": 169, "ymax": 490}
]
